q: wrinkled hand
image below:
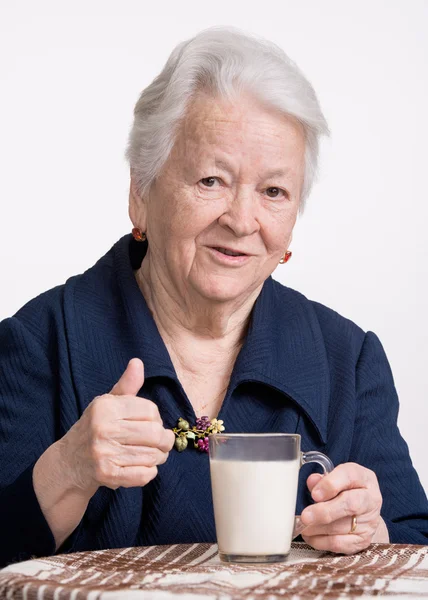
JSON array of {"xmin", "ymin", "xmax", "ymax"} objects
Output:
[
  {"xmin": 60, "ymin": 358, "xmax": 175, "ymax": 495},
  {"xmin": 300, "ymin": 463, "xmax": 386, "ymax": 554}
]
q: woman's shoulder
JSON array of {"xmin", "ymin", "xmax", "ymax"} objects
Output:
[
  {"xmin": 1, "ymin": 283, "xmax": 66, "ymax": 350},
  {"xmin": 2, "ymin": 237, "xmax": 122, "ymax": 349},
  {"xmin": 270, "ymin": 278, "xmax": 367, "ymax": 355}
]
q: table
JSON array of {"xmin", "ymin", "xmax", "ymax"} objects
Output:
[{"xmin": 1, "ymin": 542, "xmax": 427, "ymax": 599}]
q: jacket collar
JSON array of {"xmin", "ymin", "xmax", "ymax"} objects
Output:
[
  {"xmin": 114, "ymin": 236, "xmax": 177, "ymax": 380},
  {"xmin": 229, "ymin": 275, "xmax": 330, "ymax": 444},
  {"xmin": 99, "ymin": 235, "xmax": 330, "ymax": 443}
]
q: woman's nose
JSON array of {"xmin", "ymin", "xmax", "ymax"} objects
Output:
[{"xmin": 217, "ymin": 190, "xmax": 260, "ymax": 238}]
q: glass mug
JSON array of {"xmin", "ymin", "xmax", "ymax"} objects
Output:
[{"xmin": 209, "ymin": 433, "xmax": 334, "ymax": 563}]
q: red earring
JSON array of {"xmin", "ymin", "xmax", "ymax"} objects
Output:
[
  {"xmin": 279, "ymin": 250, "xmax": 292, "ymax": 264},
  {"xmin": 132, "ymin": 228, "xmax": 147, "ymax": 242}
]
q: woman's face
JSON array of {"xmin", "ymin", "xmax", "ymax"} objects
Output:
[{"xmin": 130, "ymin": 92, "xmax": 306, "ymax": 304}]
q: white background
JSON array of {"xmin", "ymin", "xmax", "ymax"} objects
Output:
[{"xmin": 1, "ymin": 1, "xmax": 427, "ymax": 493}]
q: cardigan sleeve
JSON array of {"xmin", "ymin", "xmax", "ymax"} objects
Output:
[
  {"xmin": 350, "ymin": 331, "xmax": 428, "ymax": 544},
  {"xmin": 0, "ymin": 316, "xmax": 57, "ymax": 566}
]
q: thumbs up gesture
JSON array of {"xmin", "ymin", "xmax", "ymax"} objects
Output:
[{"xmin": 62, "ymin": 358, "xmax": 175, "ymax": 494}]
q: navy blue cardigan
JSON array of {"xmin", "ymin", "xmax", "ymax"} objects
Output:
[{"xmin": 1, "ymin": 234, "xmax": 427, "ymax": 566}]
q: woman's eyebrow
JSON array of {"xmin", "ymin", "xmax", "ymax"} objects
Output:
[
  {"xmin": 261, "ymin": 168, "xmax": 293, "ymax": 180},
  {"xmin": 213, "ymin": 158, "xmax": 235, "ymax": 174},
  {"xmin": 214, "ymin": 159, "xmax": 292, "ymax": 179}
]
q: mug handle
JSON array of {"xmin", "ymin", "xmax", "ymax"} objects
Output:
[{"xmin": 292, "ymin": 451, "xmax": 334, "ymax": 539}]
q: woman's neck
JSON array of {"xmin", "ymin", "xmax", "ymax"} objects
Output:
[{"xmin": 135, "ymin": 253, "xmax": 260, "ymax": 375}]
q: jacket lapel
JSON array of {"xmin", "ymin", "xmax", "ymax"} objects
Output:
[{"xmin": 230, "ymin": 276, "xmax": 330, "ymax": 444}]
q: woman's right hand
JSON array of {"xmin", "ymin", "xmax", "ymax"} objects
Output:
[{"xmin": 59, "ymin": 358, "xmax": 175, "ymax": 495}]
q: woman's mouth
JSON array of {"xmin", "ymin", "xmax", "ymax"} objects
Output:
[
  {"xmin": 214, "ymin": 247, "xmax": 245, "ymax": 257},
  {"xmin": 207, "ymin": 246, "xmax": 250, "ymax": 266}
]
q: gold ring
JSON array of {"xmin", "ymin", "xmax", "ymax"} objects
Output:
[{"xmin": 349, "ymin": 515, "xmax": 357, "ymax": 534}]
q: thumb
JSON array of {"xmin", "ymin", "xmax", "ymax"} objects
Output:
[{"xmin": 110, "ymin": 358, "xmax": 145, "ymax": 396}]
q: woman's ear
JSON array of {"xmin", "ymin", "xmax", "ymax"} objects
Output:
[{"xmin": 128, "ymin": 174, "xmax": 147, "ymax": 231}]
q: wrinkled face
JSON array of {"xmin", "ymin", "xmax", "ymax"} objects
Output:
[{"xmin": 130, "ymin": 92, "xmax": 306, "ymax": 304}]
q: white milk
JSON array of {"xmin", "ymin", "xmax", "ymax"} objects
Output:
[{"xmin": 210, "ymin": 459, "xmax": 300, "ymax": 556}]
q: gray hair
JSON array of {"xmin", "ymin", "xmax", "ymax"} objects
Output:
[{"xmin": 126, "ymin": 26, "xmax": 330, "ymax": 212}]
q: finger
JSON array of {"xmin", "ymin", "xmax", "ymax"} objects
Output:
[
  {"xmin": 110, "ymin": 358, "xmax": 145, "ymax": 396},
  {"xmin": 300, "ymin": 514, "xmax": 371, "ymax": 537},
  {"xmin": 112, "ymin": 419, "xmax": 160, "ymax": 445},
  {"xmin": 301, "ymin": 533, "xmax": 369, "ymax": 555},
  {"xmin": 301, "ymin": 489, "xmax": 372, "ymax": 527},
  {"xmin": 311, "ymin": 463, "xmax": 372, "ymax": 502},
  {"xmin": 307, "ymin": 473, "xmax": 323, "ymax": 494},
  {"xmin": 113, "ymin": 421, "xmax": 175, "ymax": 452},
  {"xmin": 114, "ymin": 465, "xmax": 158, "ymax": 488},
  {"xmin": 164, "ymin": 429, "xmax": 176, "ymax": 452},
  {"xmin": 114, "ymin": 396, "xmax": 163, "ymax": 425},
  {"xmin": 114, "ymin": 445, "xmax": 169, "ymax": 468}
]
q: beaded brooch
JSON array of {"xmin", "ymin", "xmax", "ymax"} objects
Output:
[{"xmin": 173, "ymin": 416, "xmax": 225, "ymax": 453}]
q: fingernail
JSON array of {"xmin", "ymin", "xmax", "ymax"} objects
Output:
[{"xmin": 312, "ymin": 487, "xmax": 324, "ymax": 501}]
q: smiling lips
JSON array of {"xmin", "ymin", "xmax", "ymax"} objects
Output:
[
  {"xmin": 213, "ymin": 247, "xmax": 246, "ymax": 257},
  {"xmin": 207, "ymin": 246, "xmax": 251, "ymax": 265}
]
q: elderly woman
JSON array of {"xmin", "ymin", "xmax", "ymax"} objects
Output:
[{"xmin": 0, "ymin": 27, "xmax": 427, "ymax": 567}]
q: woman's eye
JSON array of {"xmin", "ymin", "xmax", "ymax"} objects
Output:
[
  {"xmin": 265, "ymin": 187, "xmax": 287, "ymax": 199},
  {"xmin": 199, "ymin": 177, "xmax": 220, "ymax": 188}
]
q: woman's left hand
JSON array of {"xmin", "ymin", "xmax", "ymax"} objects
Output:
[{"xmin": 300, "ymin": 463, "xmax": 388, "ymax": 554}]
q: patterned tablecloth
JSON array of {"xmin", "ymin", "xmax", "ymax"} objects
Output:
[{"xmin": 1, "ymin": 542, "xmax": 428, "ymax": 599}]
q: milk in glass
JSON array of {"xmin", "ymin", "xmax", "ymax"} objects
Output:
[{"xmin": 210, "ymin": 458, "xmax": 300, "ymax": 556}]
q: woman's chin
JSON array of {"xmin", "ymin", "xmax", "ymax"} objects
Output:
[{"xmin": 191, "ymin": 277, "xmax": 256, "ymax": 304}]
